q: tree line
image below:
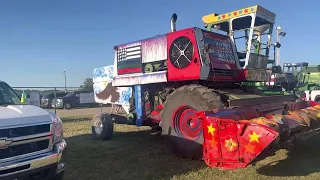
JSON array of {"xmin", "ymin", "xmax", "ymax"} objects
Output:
[{"xmin": 14, "ymin": 78, "xmax": 94, "ymax": 95}]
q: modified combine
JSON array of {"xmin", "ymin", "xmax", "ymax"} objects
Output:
[{"xmin": 91, "ymin": 5, "xmax": 320, "ymax": 169}]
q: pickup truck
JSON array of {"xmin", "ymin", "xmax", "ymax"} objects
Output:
[
  {"xmin": 52, "ymin": 90, "xmax": 97, "ymax": 109},
  {"xmin": 0, "ymin": 80, "xmax": 67, "ymax": 180}
]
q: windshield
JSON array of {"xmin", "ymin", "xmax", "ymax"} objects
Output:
[
  {"xmin": 42, "ymin": 94, "xmax": 53, "ymax": 99},
  {"xmin": 0, "ymin": 82, "xmax": 22, "ymax": 105},
  {"xmin": 65, "ymin": 92, "xmax": 74, "ymax": 97}
]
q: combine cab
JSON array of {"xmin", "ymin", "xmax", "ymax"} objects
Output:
[
  {"xmin": 282, "ymin": 62, "xmax": 308, "ymax": 88},
  {"xmin": 91, "ymin": 5, "xmax": 320, "ymax": 169}
]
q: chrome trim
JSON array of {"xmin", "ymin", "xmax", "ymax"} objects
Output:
[
  {"xmin": 0, "ymin": 122, "xmax": 52, "ymax": 131},
  {"xmin": 0, "ymin": 132, "xmax": 52, "ymax": 141},
  {"xmin": 7, "ymin": 136, "xmax": 51, "ymax": 146},
  {"xmin": 0, "ymin": 139, "xmax": 66, "ymax": 178},
  {"xmin": 0, "ymin": 135, "xmax": 54, "ymax": 163},
  {"xmin": 170, "ymin": 13, "xmax": 177, "ymax": 32}
]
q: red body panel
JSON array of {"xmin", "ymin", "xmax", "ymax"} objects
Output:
[
  {"xmin": 199, "ymin": 109, "xmax": 279, "ymax": 169},
  {"xmin": 198, "ymin": 102, "xmax": 320, "ymax": 170},
  {"xmin": 167, "ymin": 28, "xmax": 201, "ymax": 81},
  {"xmin": 203, "ymin": 119, "xmax": 278, "ymax": 169},
  {"xmin": 112, "ymin": 27, "xmax": 247, "ymax": 83}
]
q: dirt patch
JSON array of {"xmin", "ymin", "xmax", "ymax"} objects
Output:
[{"xmin": 54, "ymin": 107, "xmax": 113, "ymax": 118}]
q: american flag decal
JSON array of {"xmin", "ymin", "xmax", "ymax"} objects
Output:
[{"xmin": 117, "ymin": 44, "xmax": 142, "ymax": 75}]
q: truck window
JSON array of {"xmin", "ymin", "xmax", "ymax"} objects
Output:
[
  {"xmin": 42, "ymin": 94, "xmax": 52, "ymax": 99},
  {"xmin": 0, "ymin": 82, "xmax": 21, "ymax": 105},
  {"xmin": 65, "ymin": 92, "xmax": 74, "ymax": 97}
]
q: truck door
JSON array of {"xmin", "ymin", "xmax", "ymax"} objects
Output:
[{"xmin": 71, "ymin": 92, "xmax": 81, "ymax": 107}]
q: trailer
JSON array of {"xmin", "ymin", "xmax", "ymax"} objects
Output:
[{"xmin": 91, "ymin": 5, "xmax": 320, "ymax": 169}]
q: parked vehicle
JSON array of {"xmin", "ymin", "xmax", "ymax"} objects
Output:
[
  {"xmin": 52, "ymin": 90, "xmax": 97, "ymax": 109},
  {"xmin": 91, "ymin": 5, "xmax": 320, "ymax": 170},
  {"xmin": 0, "ymin": 80, "xmax": 67, "ymax": 179},
  {"xmin": 282, "ymin": 62, "xmax": 320, "ymax": 102},
  {"xmin": 41, "ymin": 92, "xmax": 68, "ymax": 109}
]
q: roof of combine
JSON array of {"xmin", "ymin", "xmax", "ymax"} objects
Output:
[{"xmin": 202, "ymin": 5, "xmax": 276, "ymax": 25}]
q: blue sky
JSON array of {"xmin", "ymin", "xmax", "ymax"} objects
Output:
[{"xmin": 0, "ymin": 0, "xmax": 318, "ymax": 87}]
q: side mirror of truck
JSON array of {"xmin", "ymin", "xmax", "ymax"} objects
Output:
[{"xmin": 272, "ymin": 66, "xmax": 282, "ymax": 73}]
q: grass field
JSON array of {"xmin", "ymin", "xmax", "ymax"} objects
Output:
[{"xmin": 61, "ymin": 115, "xmax": 320, "ymax": 180}]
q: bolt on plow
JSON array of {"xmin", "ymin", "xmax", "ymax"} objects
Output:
[{"xmin": 198, "ymin": 101, "xmax": 320, "ymax": 170}]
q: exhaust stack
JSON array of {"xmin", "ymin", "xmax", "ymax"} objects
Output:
[{"xmin": 170, "ymin": 13, "xmax": 177, "ymax": 32}]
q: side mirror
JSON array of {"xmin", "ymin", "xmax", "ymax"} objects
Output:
[{"xmin": 272, "ymin": 65, "xmax": 282, "ymax": 73}]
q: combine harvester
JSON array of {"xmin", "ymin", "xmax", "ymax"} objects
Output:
[
  {"xmin": 282, "ymin": 62, "xmax": 320, "ymax": 102},
  {"xmin": 91, "ymin": 5, "xmax": 320, "ymax": 169}
]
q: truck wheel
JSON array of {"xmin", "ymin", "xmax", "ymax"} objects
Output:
[
  {"xmin": 64, "ymin": 102, "xmax": 71, "ymax": 109},
  {"xmin": 160, "ymin": 84, "xmax": 224, "ymax": 159},
  {"xmin": 91, "ymin": 113, "xmax": 114, "ymax": 140},
  {"xmin": 315, "ymin": 96, "xmax": 320, "ymax": 103}
]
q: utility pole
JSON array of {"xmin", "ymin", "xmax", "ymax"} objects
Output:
[
  {"xmin": 276, "ymin": 26, "xmax": 281, "ymax": 66},
  {"xmin": 63, "ymin": 69, "xmax": 67, "ymax": 93},
  {"xmin": 275, "ymin": 26, "xmax": 286, "ymax": 66}
]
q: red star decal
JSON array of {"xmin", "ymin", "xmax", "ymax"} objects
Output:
[
  {"xmin": 245, "ymin": 9, "xmax": 248, "ymax": 13},
  {"xmin": 233, "ymin": 12, "xmax": 237, "ymax": 16},
  {"xmin": 222, "ymin": 14, "xmax": 226, "ymax": 19}
]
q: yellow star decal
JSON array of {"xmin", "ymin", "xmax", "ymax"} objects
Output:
[
  {"xmin": 225, "ymin": 138, "xmax": 237, "ymax": 151},
  {"xmin": 249, "ymin": 132, "xmax": 261, "ymax": 143},
  {"xmin": 207, "ymin": 123, "xmax": 215, "ymax": 136}
]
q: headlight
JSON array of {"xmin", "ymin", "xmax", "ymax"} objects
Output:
[
  {"xmin": 54, "ymin": 99, "xmax": 63, "ymax": 107},
  {"xmin": 52, "ymin": 98, "xmax": 63, "ymax": 108},
  {"xmin": 49, "ymin": 113, "xmax": 64, "ymax": 144}
]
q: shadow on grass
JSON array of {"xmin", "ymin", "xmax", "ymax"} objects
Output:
[
  {"xmin": 63, "ymin": 129, "xmax": 205, "ymax": 180},
  {"xmin": 257, "ymin": 134, "xmax": 320, "ymax": 177}
]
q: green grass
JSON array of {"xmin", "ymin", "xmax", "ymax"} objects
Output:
[{"xmin": 61, "ymin": 116, "xmax": 320, "ymax": 180}]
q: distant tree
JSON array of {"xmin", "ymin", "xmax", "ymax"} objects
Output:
[{"xmin": 81, "ymin": 78, "xmax": 93, "ymax": 92}]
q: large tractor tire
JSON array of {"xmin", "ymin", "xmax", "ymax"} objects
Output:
[{"xmin": 160, "ymin": 84, "xmax": 224, "ymax": 159}]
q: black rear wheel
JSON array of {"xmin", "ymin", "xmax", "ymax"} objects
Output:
[
  {"xmin": 92, "ymin": 113, "xmax": 114, "ymax": 140},
  {"xmin": 160, "ymin": 84, "xmax": 224, "ymax": 159}
]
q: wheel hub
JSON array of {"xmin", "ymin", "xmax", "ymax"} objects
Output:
[
  {"xmin": 172, "ymin": 105, "xmax": 202, "ymax": 140},
  {"xmin": 188, "ymin": 118, "xmax": 197, "ymax": 129},
  {"xmin": 94, "ymin": 121, "xmax": 103, "ymax": 134}
]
